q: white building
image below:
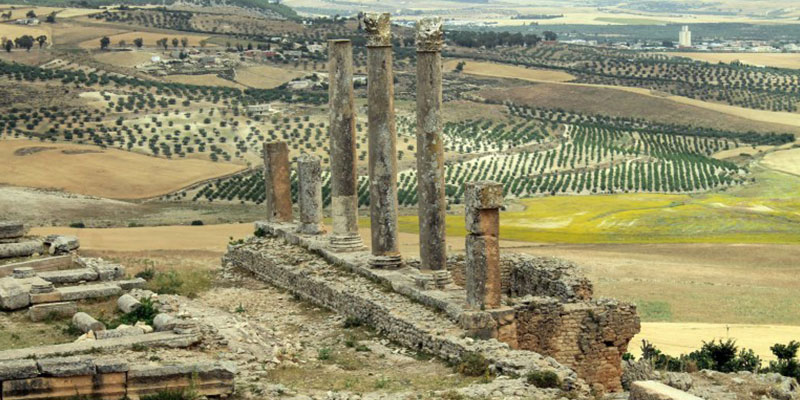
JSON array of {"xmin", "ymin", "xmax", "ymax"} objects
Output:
[{"xmin": 678, "ymin": 25, "xmax": 692, "ymax": 48}]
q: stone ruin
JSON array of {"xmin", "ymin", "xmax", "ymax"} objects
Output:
[
  {"xmin": 225, "ymin": 14, "xmax": 645, "ymax": 398},
  {"xmin": 0, "ymin": 223, "xmax": 235, "ymax": 400}
]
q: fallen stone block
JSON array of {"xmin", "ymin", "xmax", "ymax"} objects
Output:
[
  {"xmin": 94, "ymin": 357, "xmax": 129, "ymax": 374},
  {"xmin": 29, "ymin": 302, "xmax": 78, "ymax": 322},
  {"xmin": 127, "ymin": 362, "xmax": 236, "ymax": 399},
  {"xmin": 12, "ymin": 267, "xmax": 36, "ymax": 279},
  {"xmin": 94, "ymin": 326, "xmax": 146, "ymax": 340},
  {"xmin": 117, "ymin": 277, "xmax": 147, "ymax": 290},
  {"xmin": 0, "ymin": 221, "xmax": 25, "ymax": 240},
  {"xmin": 37, "ymin": 268, "xmax": 99, "ymax": 284},
  {"xmin": 0, "ymin": 240, "xmax": 43, "ymax": 260},
  {"xmin": 37, "ymin": 356, "xmax": 95, "ymax": 377},
  {"xmin": 58, "ymin": 282, "xmax": 122, "ymax": 301},
  {"xmin": 0, "ymin": 255, "xmax": 74, "ymax": 278},
  {"xmin": 44, "ymin": 235, "xmax": 80, "ymax": 256},
  {"xmin": 0, "ymin": 359, "xmax": 38, "ymax": 381},
  {"xmin": 29, "ymin": 290, "xmax": 62, "ymax": 304},
  {"xmin": 72, "ymin": 312, "xmax": 105, "ymax": 333},
  {"xmin": 0, "ymin": 332, "xmax": 201, "ymax": 362},
  {"xmin": 153, "ymin": 313, "xmax": 178, "ymax": 332},
  {"xmin": 630, "ymin": 381, "xmax": 702, "ymax": 400},
  {"xmin": 0, "ymin": 280, "xmax": 30, "ymax": 310},
  {"xmin": 118, "ymin": 294, "xmax": 142, "ymax": 314},
  {"xmin": 2, "ymin": 372, "xmax": 126, "ymax": 400}
]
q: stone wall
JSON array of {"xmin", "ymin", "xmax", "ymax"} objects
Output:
[{"xmin": 514, "ymin": 296, "xmax": 640, "ymax": 393}]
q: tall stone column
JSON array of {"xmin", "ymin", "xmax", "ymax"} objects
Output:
[
  {"xmin": 328, "ymin": 39, "xmax": 364, "ymax": 251},
  {"xmin": 416, "ymin": 18, "xmax": 447, "ymax": 271},
  {"xmin": 263, "ymin": 141, "xmax": 293, "ymax": 223},
  {"xmin": 464, "ymin": 181, "xmax": 503, "ymax": 310},
  {"xmin": 296, "ymin": 153, "xmax": 323, "ymax": 234},
  {"xmin": 365, "ymin": 13, "xmax": 401, "ymax": 269}
]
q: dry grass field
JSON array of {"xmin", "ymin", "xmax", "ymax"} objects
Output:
[
  {"xmin": 667, "ymin": 52, "xmax": 800, "ymax": 70},
  {"xmin": 78, "ymin": 31, "xmax": 214, "ymax": 49},
  {"xmin": 761, "ymin": 148, "xmax": 800, "ymax": 176},
  {"xmin": 164, "ymin": 73, "xmax": 244, "ymax": 88},
  {"xmin": 443, "ymin": 59, "xmax": 575, "ymax": 83},
  {"xmin": 480, "ymin": 83, "xmax": 800, "ymax": 135},
  {"xmin": 233, "ymin": 64, "xmax": 305, "ymax": 89},
  {"xmin": 0, "ymin": 6, "xmax": 97, "ymax": 20},
  {"xmin": 0, "ymin": 23, "xmax": 50, "ymax": 42},
  {"xmin": 49, "ymin": 24, "xmax": 126, "ymax": 47},
  {"xmin": 0, "ymin": 139, "xmax": 244, "ymax": 199},
  {"xmin": 92, "ymin": 50, "xmax": 157, "ymax": 67}
]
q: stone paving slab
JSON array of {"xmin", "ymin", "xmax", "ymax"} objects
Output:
[{"xmin": 630, "ymin": 381, "xmax": 703, "ymax": 400}]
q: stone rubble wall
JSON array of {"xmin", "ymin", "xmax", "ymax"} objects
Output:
[
  {"xmin": 513, "ymin": 296, "xmax": 640, "ymax": 393},
  {"xmin": 0, "ymin": 356, "xmax": 234, "ymax": 400},
  {"xmin": 224, "ymin": 236, "xmax": 590, "ymax": 395}
]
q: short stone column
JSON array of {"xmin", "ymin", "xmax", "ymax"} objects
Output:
[
  {"xmin": 415, "ymin": 17, "xmax": 447, "ymax": 272},
  {"xmin": 263, "ymin": 141, "xmax": 293, "ymax": 223},
  {"xmin": 328, "ymin": 39, "xmax": 364, "ymax": 251},
  {"xmin": 365, "ymin": 13, "xmax": 401, "ymax": 268},
  {"xmin": 296, "ymin": 153, "xmax": 324, "ymax": 235},
  {"xmin": 464, "ymin": 181, "xmax": 503, "ymax": 310}
]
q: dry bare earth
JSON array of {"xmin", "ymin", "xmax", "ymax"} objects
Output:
[
  {"xmin": 443, "ymin": 60, "xmax": 575, "ymax": 82},
  {"xmin": 761, "ymin": 148, "xmax": 800, "ymax": 176},
  {"xmin": 92, "ymin": 50, "xmax": 158, "ymax": 68},
  {"xmin": 666, "ymin": 52, "xmax": 800, "ymax": 70},
  {"xmin": 233, "ymin": 65, "xmax": 305, "ymax": 89},
  {"xmin": 164, "ymin": 74, "xmax": 244, "ymax": 88},
  {"xmin": 0, "ymin": 139, "xmax": 244, "ymax": 199},
  {"xmin": 78, "ymin": 31, "xmax": 214, "ymax": 49}
]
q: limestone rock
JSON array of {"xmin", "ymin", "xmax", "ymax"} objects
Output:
[
  {"xmin": 0, "ymin": 221, "xmax": 26, "ymax": 240},
  {"xmin": 0, "ymin": 279, "xmax": 30, "ymax": 310},
  {"xmin": 29, "ymin": 301, "xmax": 78, "ymax": 322},
  {"xmin": 72, "ymin": 312, "xmax": 105, "ymax": 333},
  {"xmin": 117, "ymin": 294, "xmax": 142, "ymax": 314},
  {"xmin": 37, "ymin": 356, "xmax": 95, "ymax": 377},
  {"xmin": 45, "ymin": 235, "xmax": 80, "ymax": 255},
  {"xmin": 0, "ymin": 359, "xmax": 39, "ymax": 380}
]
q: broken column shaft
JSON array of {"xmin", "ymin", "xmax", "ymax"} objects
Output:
[
  {"xmin": 416, "ymin": 18, "xmax": 447, "ymax": 271},
  {"xmin": 365, "ymin": 13, "xmax": 401, "ymax": 268},
  {"xmin": 263, "ymin": 141, "xmax": 293, "ymax": 223},
  {"xmin": 296, "ymin": 153, "xmax": 324, "ymax": 235},
  {"xmin": 465, "ymin": 181, "xmax": 503, "ymax": 310},
  {"xmin": 328, "ymin": 39, "xmax": 364, "ymax": 251}
]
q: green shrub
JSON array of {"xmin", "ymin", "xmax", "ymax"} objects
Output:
[
  {"xmin": 254, "ymin": 227, "xmax": 267, "ymax": 237},
  {"xmin": 116, "ymin": 297, "xmax": 159, "ymax": 327},
  {"xmin": 457, "ymin": 352, "xmax": 489, "ymax": 377},
  {"xmin": 526, "ymin": 370, "xmax": 561, "ymax": 389},
  {"xmin": 190, "ymin": 220, "xmax": 204, "ymax": 226},
  {"xmin": 68, "ymin": 222, "xmax": 86, "ymax": 228},
  {"xmin": 317, "ymin": 347, "xmax": 332, "ymax": 360},
  {"xmin": 135, "ymin": 267, "xmax": 156, "ymax": 281},
  {"xmin": 343, "ymin": 316, "xmax": 363, "ymax": 328}
]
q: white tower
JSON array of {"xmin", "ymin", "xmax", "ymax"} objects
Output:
[{"xmin": 678, "ymin": 25, "xmax": 692, "ymax": 48}]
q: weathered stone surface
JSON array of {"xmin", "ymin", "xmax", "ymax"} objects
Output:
[
  {"xmin": 0, "ymin": 221, "xmax": 25, "ymax": 239},
  {"xmin": 465, "ymin": 235, "xmax": 501, "ymax": 309},
  {"xmin": 116, "ymin": 277, "xmax": 147, "ymax": 290},
  {"xmin": 29, "ymin": 290, "xmax": 62, "ymax": 304},
  {"xmin": 367, "ymin": 15, "xmax": 401, "ymax": 269},
  {"xmin": 0, "ymin": 255, "xmax": 73, "ymax": 278},
  {"xmin": 416, "ymin": 17, "xmax": 444, "ymax": 52},
  {"xmin": 153, "ymin": 313, "xmax": 178, "ymax": 332},
  {"xmin": 37, "ymin": 268, "xmax": 99, "ymax": 284},
  {"xmin": 72, "ymin": 312, "xmax": 105, "ymax": 333},
  {"xmin": 0, "ymin": 360, "xmax": 38, "ymax": 380},
  {"xmin": 117, "ymin": 293, "xmax": 142, "ymax": 314},
  {"xmin": 509, "ymin": 255, "xmax": 593, "ymax": 301},
  {"xmin": 93, "ymin": 358, "xmax": 129, "ymax": 374},
  {"xmin": 58, "ymin": 282, "xmax": 122, "ymax": 301},
  {"xmin": 0, "ymin": 332, "xmax": 200, "ymax": 362},
  {"xmin": 296, "ymin": 153, "xmax": 324, "ymax": 235},
  {"xmin": 328, "ymin": 39, "xmax": 364, "ymax": 252},
  {"xmin": 95, "ymin": 326, "xmax": 146, "ymax": 340},
  {"xmin": 2, "ymin": 373, "xmax": 126, "ymax": 400},
  {"xmin": 464, "ymin": 181, "xmax": 504, "ymax": 210},
  {"xmin": 630, "ymin": 381, "xmax": 703, "ymax": 400},
  {"xmin": 44, "ymin": 235, "xmax": 79, "ymax": 256},
  {"xmin": 263, "ymin": 141, "xmax": 293, "ymax": 223},
  {"xmin": 12, "ymin": 267, "xmax": 36, "ymax": 279},
  {"xmin": 29, "ymin": 301, "xmax": 78, "ymax": 322},
  {"xmin": 0, "ymin": 279, "xmax": 30, "ymax": 310},
  {"xmin": 622, "ymin": 358, "xmax": 657, "ymax": 390},
  {"xmin": 127, "ymin": 362, "xmax": 236, "ymax": 399},
  {"xmin": 0, "ymin": 240, "xmax": 43, "ymax": 259},
  {"xmin": 416, "ymin": 21, "xmax": 446, "ymax": 271},
  {"xmin": 364, "ymin": 12, "xmax": 391, "ymax": 47},
  {"xmin": 79, "ymin": 258, "xmax": 125, "ymax": 281},
  {"xmin": 37, "ymin": 356, "xmax": 95, "ymax": 377}
]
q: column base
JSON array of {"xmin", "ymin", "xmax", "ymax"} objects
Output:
[
  {"xmin": 329, "ymin": 234, "xmax": 365, "ymax": 252},
  {"xmin": 296, "ymin": 223, "xmax": 324, "ymax": 235},
  {"xmin": 414, "ymin": 270, "xmax": 452, "ymax": 290},
  {"xmin": 369, "ymin": 254, "xmax": 402, "ymax": 269}
]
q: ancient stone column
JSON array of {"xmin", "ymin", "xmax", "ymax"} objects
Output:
[
  {"xmin": 296, "ymin": 153, "xmax": 324, "ymax": 235},
  {"xmin": 416, "ymin": 18, "xmax": 447, "ymax": 271},
  {"xmin": 263, "ymin": 141, "xmax": 293, "ymax": 223},
  {"xmin": 328, "ymin": 39, "xmax": 364, "ymax": 251},
  {"xmin": 365, "ymin": 13, "xmax": 401, "ymax": 268},
  {"xmin": 464, "ymin": 181, "xmax": 503, "ymax": 310}
]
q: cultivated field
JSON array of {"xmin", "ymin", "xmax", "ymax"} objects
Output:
[
  {"xmin": 233, "ymin": 64, "xmax": 305, "ymax": 89},
  {"xmin": 761, "ymin": 148, "xmax": 800, "ymax": 176},
  {"xmin": 92, "ymin": 49, "xmax": 157, "ymax": 67},
  {"xmin": 443, "ymin": 59, "xmax": 575, "ymax": 83},
  {"xmin": 666, "ymin": 52, "xmax": 800, "ymax": 70},
  {"xmin": 0, "ymin": 23, "xmax": 50, "ymax": 42},
  {"xmin": 0, "ymin": 139, "xmax": 244, "ymax": 199},
  {"xmin": 164, "ymin": 73, "xmax": 244, "ymax": 88}
]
